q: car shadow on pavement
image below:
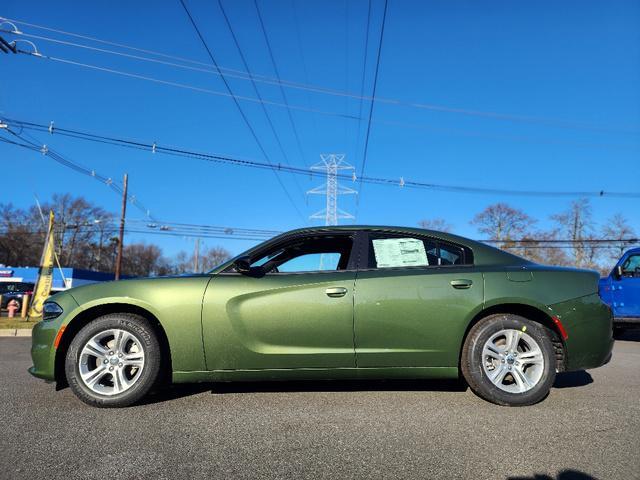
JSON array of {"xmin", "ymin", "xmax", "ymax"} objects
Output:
[
  {"xmin": 140, "ymin": 378, "xmax": 468, "ymax": 404},
  {"xmin": 508, "ymin": 469, "xmax": 596, "ymax": 480},
  {"xmin": 141, "ymin": 372, "xmax": 598, "ymax": 405},
  {"xmin": 139, "ymin": 383, "xmax": 214, "ymax": 405},
  {"xmin": 140, "ymin": 367, "xmax": 601, "ymax": 405},
  {"xmin": 211, "ymin": 378, "xmax": 469, "ymax": 394},
  {"xmin": 553, "ymin": 370, "xmax": 593, "ymax": 389}
]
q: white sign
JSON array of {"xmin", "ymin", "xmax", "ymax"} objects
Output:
[{"xmin": 372, "ymin": 238, "xmax": 429, "ymax": 268}]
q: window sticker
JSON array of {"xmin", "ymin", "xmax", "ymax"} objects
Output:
[{"xmin": 372, "ymin": 238, "xmax": 429, "ymax": 268}]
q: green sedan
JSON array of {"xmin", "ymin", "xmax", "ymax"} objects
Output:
[{"xmin": 30, "ymin": 226, "xmax": 613, "ymax": 407}]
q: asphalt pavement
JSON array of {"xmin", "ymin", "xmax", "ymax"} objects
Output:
[{"xmin": 1, "ymin": 333, "xmax": 639, "ymax": 480}]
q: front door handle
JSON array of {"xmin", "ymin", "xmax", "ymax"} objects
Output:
[
  {"xmin": 450, "ymin": 279, "xmax": 473, "ymax": 289},
  {"xmin": 325, "ymin": 287, "xmax": 348, "ymax": 298}
]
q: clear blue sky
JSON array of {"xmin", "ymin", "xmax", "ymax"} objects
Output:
[{"xmin": 1, "ymin": 0, "xmax": 639, "ymax": 258}]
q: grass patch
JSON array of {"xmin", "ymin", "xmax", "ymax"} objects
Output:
[{"xmin": 0, "ymin": 317, "xmax": 39, "ymax": 329}]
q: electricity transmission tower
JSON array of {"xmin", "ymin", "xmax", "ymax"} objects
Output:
[{"xmin": 307, "ymin": 154, "xmax": 357, "ymax": 226}]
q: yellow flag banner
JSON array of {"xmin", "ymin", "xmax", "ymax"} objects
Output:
[{"xmin": 28, "ymin": 211, "xmax": 56, "ymax": 319}]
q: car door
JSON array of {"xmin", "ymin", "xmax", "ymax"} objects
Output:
[
  {"xmin": 354, "ymin": 231, "xmax": 483, "ymax": 368},
  {"xmin": 201, "ymin": 232, "xmax": 357, "ymax": 371},
  {"xmin": 612, "ymin": 252, "xmax": 640, "ymax": 318}
]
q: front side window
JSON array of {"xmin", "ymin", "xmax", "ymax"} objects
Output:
[
  {"xmin": 277, "ymin": 253, "xmax": 341, "ymax": 272},
  {"xmin": 247, "ymin": 235, "xmax": 354, "ymax": 274},
  {"xmin": 621, "ymin": 254, "xmax": 640, "ymax": 277},
  {"xmin": 367, "ymin": 234, "xmax": 470, "ymax": 269}
]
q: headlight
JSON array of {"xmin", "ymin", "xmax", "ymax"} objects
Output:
[{"xmin": 42, "ymin": 302, "xmax": 64, "ymax": 321}]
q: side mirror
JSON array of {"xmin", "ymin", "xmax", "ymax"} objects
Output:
[
  {"xmin": 613, "ymin": 265, "xmax": 623, "ymax": 280},
  {"xmin": 233, "ymin": 256, "xmax": 252, "ymax": 274}
]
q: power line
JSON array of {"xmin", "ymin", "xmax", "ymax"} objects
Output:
[
  {"xmin": 3, "ymin": 17, "xmax": 640, "ymax": 135},
  {"xmin": 0, "ymin": 218, "xmax": 280, "ymax": 238},
  {"xmin": 5, "ymin": 45, "xmax": 639, "ymax": 152},
  {"xmin": 0, "ymin": 227, "xmax": 272, "ymax": 242},
  {"xmin": 2, "ymin": 223, "xmax": 637, "ymax": 249},
  {"xmin": 357, "ymin": 0, "xmax": 388, "ymax": 206},
  {"xmin": 5, "ymin": 118, "xmax": 640, "ymax": 199},
  {"xmin": 253, "ymin": 0, "xmax": 308, "ymax": 166},
  {"xmin": 290, "ymin": 0, "xmax": 320, "ymax": 143},
  {"xmin": 354, "ymin": 0, "xmax": 372, "ymax": 174},
  {"xmin": 5, "ymin": 218, "xmax": 635, "ymax": 245},
  {"xmin": 2, "ymin": 128, "xmax": 157, "ymax": 220},
  {"xmin": 177, "ymin": 0, "xmax": 304, "ymax": 221},
  {"xmin": 216, "ymin": 0, "xmax": 306, "ymax": 198}
]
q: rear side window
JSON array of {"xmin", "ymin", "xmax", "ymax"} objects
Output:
[
  {"xmin": 438, "ymin": 243, "xmax": 465, "ymax": 266},
  {"xmin": 367, "ymin": 234, "xmax": 471, "ymax": 269}
]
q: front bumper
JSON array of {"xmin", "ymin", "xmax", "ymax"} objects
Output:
[
  {"xmin": 549, "ymin": 293, "xmax": 614, "ymax": 371},
  {"xmin": 29, "ymin": 319, "xmax": 60, "ymax": 381},
  {"xmin": 28, "ymin": 292, "xmax": 80, "ymax": 382}
]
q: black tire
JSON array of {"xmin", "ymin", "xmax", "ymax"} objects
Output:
[
  {"xmin": 65, "ymin": 313, "xmax": 161, "ymax": 408},
  {"xmin": 461, "ymin": 314, "xmax": 557, "ymax": 406}
]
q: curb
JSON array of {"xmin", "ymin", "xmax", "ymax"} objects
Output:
[{"xmin": 0, "ymin": 329, "xmax": 32, "ymax": 337}]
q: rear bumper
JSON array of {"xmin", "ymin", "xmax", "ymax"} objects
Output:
[{"xmin": 549, "ymin": 293, "xmax": 614, "ymax": 371}]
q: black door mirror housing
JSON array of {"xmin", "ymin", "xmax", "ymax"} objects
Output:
[
  {"xmin": 613, "ymin": 265, "xmax": 623, "ymax": 280},
  {"xmin": 233, "ymin": 256, "xmax": 252, "ymax": 274}
]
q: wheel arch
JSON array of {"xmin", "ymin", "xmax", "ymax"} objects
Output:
[
  {"xmin": 460, "ymin": 302, "xmax": 567, "ymax": 371},
  {"xmin": 54, "ymin": 303, "xmax": 172, "ymax": 387}
]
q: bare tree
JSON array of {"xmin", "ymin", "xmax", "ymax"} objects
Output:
[
  {"xmin": 551, "ymin": 198, "xmax": 595, "ymax": 268},
  {"xmin": 0, "ymin": 203, "xmax": 43, "ymax": 266},
  {"xmin": 418, "ymin": 218, "xmax": 453, "ymax": 232},
  {"xmin": 1, "ymin": 195, "xmax": 115, "ymax": 271},
  {"xmin": 171, "ymin": 246, "xmax": 231, "ymax": 273},
  {"xmin": 514, "ymin": 229, "xmax": 571, "ymax": 266},
  {"xmin": 602, "ymin": 213, "xmax": 637, "ymax": 262},
  {"xmin": 35, "ymin": 194, "xmax": 114, "ymax": 266},
  {"xmin": 471, "ymin": 203, "xmax": 535, "ymax": 250},
  {"xmin": 200, "ymin": 246, "xmax": 232, "ymax": 271},
  {"xmin": 121, "ymin": 243, "xmax": 168, "ymax": 277}
]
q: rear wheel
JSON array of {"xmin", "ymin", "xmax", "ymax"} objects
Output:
[
  {"xmin": 461, "ymin": 314, "xmax": 556, "ymax": 406},
  {"xmin": 65, "ymin": 313, "xmax": 161, "ymax": 407}
]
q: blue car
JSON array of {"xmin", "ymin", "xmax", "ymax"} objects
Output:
[{"xmin": 599, "ymin": 247, "xmax": 640, "ymax": 331}]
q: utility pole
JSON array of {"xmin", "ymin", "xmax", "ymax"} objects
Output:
[
  {"xmin": 114, "ymin": 173, "xmax": 128, "ymax": 280},
  {"xmin": 193, "ymin": 238, "xmax": 200, "ymax": 273}
]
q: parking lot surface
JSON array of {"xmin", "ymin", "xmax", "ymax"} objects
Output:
[{"xmin": 1, "ymin": 334, "xmax": 638, "ymax": 480}]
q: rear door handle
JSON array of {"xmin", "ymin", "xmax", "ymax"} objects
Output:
[
  {"xmin": 450, "ymin": 279, "xmax": 473, "ymax": 289},
  {"xmin": 325, "ymin": 287, "xmax": 348, "ymax": 298}
]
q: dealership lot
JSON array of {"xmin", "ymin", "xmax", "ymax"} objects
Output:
[{"xmin": 0, "ymin": 335, "xmax": 638, "ymax": 480}]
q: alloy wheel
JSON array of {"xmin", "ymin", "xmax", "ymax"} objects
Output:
[
  {"xmin": 78, "ymin": 329, "xmax": 145, "ymax": 396},
  {"xmin": 481, "ymin": 328, "xmax": 545, "ymax": 394}
]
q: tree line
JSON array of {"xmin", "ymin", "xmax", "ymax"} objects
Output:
[
  {"xmin": 0, "ymin": 194, "xmax": 636, "ymax": 277},
  {"xmin": 420, "ymin": 199, "xmax": 636, "ymax": 275},
  {"xmin": 0, "ymin": 194, "xmax": 230, "ymax": 277}
]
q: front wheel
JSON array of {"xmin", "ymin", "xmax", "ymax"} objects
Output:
[
  {"xmin": 65, "ymin": 313, "xmax": 161, "ymax": 407},
  {"xmin": 461, "ymin": 314, "xmax": 557, "ymax": 406}
]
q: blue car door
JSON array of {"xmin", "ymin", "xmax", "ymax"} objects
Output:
[{"xmin": 612, "ymin": 252, "xmax": 640, "ymax": 318}]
